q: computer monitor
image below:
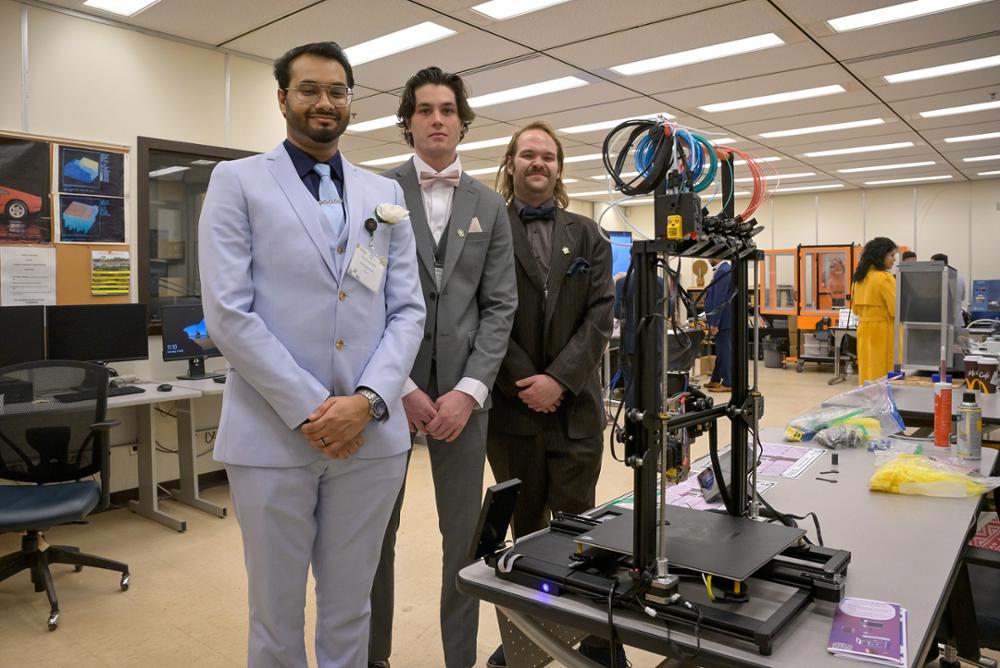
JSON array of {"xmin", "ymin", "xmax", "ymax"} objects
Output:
[
  {"xmin": 160, "ymin": 302, "xmax": 224, "ymax": 380},
  {"xmin": 0, "ymin": 305, "xmax": 46, "ymax": 368},
  {"xmin": 46, "ymin": 303, "xmax": 149, "ymax": 364}
]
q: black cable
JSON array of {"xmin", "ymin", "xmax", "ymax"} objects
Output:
[
  {"xmin": 602, "ymin": 120, "xmax": 673, "ymax": 196},
  {"xmin": 606, "ymin": 583, "xmax": 619, "ymax": 668}
]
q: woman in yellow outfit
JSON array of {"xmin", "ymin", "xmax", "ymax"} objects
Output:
[{"xmin": 851, "ymin": 237, "xmax": 898, "ymax": 384}]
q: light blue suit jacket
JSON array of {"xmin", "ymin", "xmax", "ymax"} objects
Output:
[{"xmin": 198, "ymin": 143, "xmax": 426, "ymax": 467}]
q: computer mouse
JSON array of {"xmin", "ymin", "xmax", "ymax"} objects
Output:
[{"xmin": 157, "ymin": 383, "xmax": 173, "ymax": 392}]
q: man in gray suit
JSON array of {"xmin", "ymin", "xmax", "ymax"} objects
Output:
[
  {"xmin": 369, "ymin": 67, "xmax": 517, "ymax": 668},
  {"xmin": 199, "ymin": 42, "xmax": 425, "ymax": 668}
]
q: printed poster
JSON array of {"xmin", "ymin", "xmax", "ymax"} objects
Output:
[
  {"xmin": 59, "ymin": 194, "xmax": 125, "ymax": 243},
  {"xmin": 0, "ymin": 135, "xmax": 52, "ymax": 243},
  {"xmin": 58, "ymin": 146, "xmax": 125, "ymax": 196},
  {"xmin": 91, "ymin": 250, "xmax": 130, "ymax": 296}
]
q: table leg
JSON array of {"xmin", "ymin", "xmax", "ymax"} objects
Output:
[
  {"xmin": 168, "ymin": 398, "xmax": 227, "ymax": 518},
  {"xmin": 128, "ymin": 404, "xmax": 187, "ymax": 532},
  {"xmin": 499, "ymin": 607, "xmax": 597, "ymax": 668}
]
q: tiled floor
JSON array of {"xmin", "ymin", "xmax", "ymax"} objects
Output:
[{"xmin": 0, "ymin": 366, "xmax": 991, "ymax": 666}]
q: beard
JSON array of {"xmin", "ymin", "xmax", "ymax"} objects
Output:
[{"xmin": 288, "ymin": 109, "xmax": 348, "ymax": 145}]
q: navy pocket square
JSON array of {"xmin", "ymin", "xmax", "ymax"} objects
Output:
[{"xmin": 567, "ymin": 257, "xmax": 590, "ymax": 275}]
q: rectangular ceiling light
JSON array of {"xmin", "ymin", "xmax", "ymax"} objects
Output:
[
  {"xmin": 838, "ymin": 161, "xmax": 936, "ymax": 173},
  {"xmin": 760, "ymin": 118, "xmax": 884, "ymax": 139},
  {"xmin": 559, "ymin": 113, "xmax": 672, "ymax": 134},
  {"xmin": 148, "ymin": 166, "xmax": 189, "ymax": 178},
  {"xmin": 944, "ymin": 131, "xmax": 1000, "ymax": 143},
  {"xmin": 774, "ymin": 183, "xmax": 845, "ymax": 192},
  {"xmin": 865, "ymin": 174, "xmax": 953, "ymax": 185},
  {"xmin": 803, "ymin": 141, "xmax": 914, "ymax": 158},
  {"xmin": 348, "ymin": 115, "xmax": 398, "ymax": 133},
  {"xmin": 735, "ymin": 171, "xmax": 814, "ymax": 183},
  {"xmin": 83, "ymin": 0, "xmax": 159, "ymax": 15},
  {"xmin": 611, "ymin": 33, "xmax": 784, "ymax": 77},
  {"xmin": 827, "ymin": 0, "xmax": 989, "ymax": 32},
  {"xmin": 345, "ymin": 22, "xmax": 455, "ymax": 66},
  {"xmin": 569, "ymin": 190, "xmax": 619, "ymax": 198},
  {"xmin": 563, "ymin": 153, "xmax": 604, "ymax": 164},
  {"xmin": 920, "ymin": 99, "xmax": 1000, "ymax": 118},
  {"xmin": 710, "ymin": 137, "xmax": 738, "ymax": 145},
  {"xmin": 700, "ymin": 85, "xmax": 845, "ymax": 113},
  {"xmin": 963, "ymin": 154, "xmax": 1000, "ymax": 162},
  {"xmin": 457, "ymin": 136, "xmax": 512, "ymax": 152},
  {"xmin": 471, "ymin": 0, "xmax": 570, "ymax": 20},
  {"xmin": 978, "ymin": 170, "xmax": 1000, "ymax": 176},
  {"xmin": 360, "ymin": 152, "xmax": 414, "ymax": 167},
  {"xmin": 592, "ymin": 171, "xmax": 640, "ymax": 180},
  {"xmin": 466, "ymin": 167, "xmax": 499, "ymax": 176},
  {"xmin": 469, "ymin": 76, "xmax": 588, "ymax": 108},
  {"xmin": 884, "ymin": 54, "xmax": 1000, "ymax": 83}
]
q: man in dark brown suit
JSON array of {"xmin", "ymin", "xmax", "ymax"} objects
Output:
[{"xmin": 485, "ymin": 120, "xmax": 618, "ymax": 667}]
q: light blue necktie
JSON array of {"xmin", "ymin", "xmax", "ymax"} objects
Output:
[{"xmin": 312, "ymin": 162, "xmax": 345, "ymax": 239}]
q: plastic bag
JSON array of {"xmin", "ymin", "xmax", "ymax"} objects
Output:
[
  {"xmin": 869, "ymin": 453, "xmax": 1000, "ymax": 497},
  {"xmin": 785, "ymin": 380, "xmax": 904, "ymax": 443}
]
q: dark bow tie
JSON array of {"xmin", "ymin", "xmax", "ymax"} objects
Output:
[{"xmin": 521, "ymin": 205, "xmax": 556, "ymax": 222}]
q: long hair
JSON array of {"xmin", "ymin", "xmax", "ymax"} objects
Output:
[
  {"xmin": 396, "ymin": 67, "xmax": 475, "ymax": 147},
  {"xmin": 495, "ymin": 121, "xmax": 569, "ymax": 208},
  {"xmin": 852, "ymin": 237, "xmax": 897, "ymax": 284}
]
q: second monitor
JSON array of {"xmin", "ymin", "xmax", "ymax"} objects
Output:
[{"xmin": 161, "ymin": 303, "xmax": 225, "ymax": 380}]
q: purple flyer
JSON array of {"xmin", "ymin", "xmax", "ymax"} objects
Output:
[{"xmin": 828, "ymin": 597, "xmax": 907, "ymax": 666}]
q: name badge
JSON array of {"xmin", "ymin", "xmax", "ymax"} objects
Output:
[{"xmin": 347, "ymin": 244, "xmax": 386, "ymax": 293}]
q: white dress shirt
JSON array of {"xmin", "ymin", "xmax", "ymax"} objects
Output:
[{"xmin": 402, "ymin": 154, "xmax": 488, "ymax": 408}]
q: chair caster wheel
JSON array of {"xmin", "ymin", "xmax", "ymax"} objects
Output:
[
  {"xmin": 121, "ymin": 573, "xmax": 130, "ymax": 591},
  {"xmin": 48, "ymin": 612, "xmax": 59, "ymax": 631},
  {"xmin": 74, "ymin": 565, "xmax": 83, "ymax": 572},
  {"xmin": 796, "ymin": 361, "xmax": 804, "ymax": 373}
]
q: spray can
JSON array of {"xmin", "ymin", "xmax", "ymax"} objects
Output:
[
  {"xmin": 956, "ymin": 392, "xmax": 982, "ymax": 460},
  {"xmin": 933, "ymin": 380, "xmax": 952, "ymax": 448}
]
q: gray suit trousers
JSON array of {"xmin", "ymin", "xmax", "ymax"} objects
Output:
[
  {"xmin": 227, "ymin": 452, "xmax": 406, "ymax": 668},
  {"xmin": 369, "ymin": 409, "xmax": 488, "ymax": 668}
]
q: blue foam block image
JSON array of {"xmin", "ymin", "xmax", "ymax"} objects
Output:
[
  {"xmin": 63, "ymin": 201, "xmax": 99, "ymax": 233},
  {"xmin": 64, "ymin": 157, "xmax": 100, "ymax": 184}
]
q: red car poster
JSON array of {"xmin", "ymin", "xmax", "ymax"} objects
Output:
[{"xmin": 0, "ymin": 135, "xmax": 52, "ymax": 243}]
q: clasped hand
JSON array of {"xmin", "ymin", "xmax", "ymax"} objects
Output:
[
  {"xmin": 516, "ymin": 374, "xmax": 564, "ymax": 413},
  {"xmin": 300, "ymin": 394, "xmax": 370, "ymax": 459},
  {"xmin": 402, "ymin": 388, "xmax": 476, "ymax": 443}
]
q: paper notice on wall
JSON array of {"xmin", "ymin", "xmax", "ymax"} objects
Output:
[
  {"xmin": 91, "ymin": 250, "xmax": 130, "ymax": 296},
  {"xmin": 0, "ymin": 245, "xmax": 56, "ymax": 305}
]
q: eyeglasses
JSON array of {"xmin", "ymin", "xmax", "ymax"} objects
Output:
[{"xmin": 286, "ymin": 83, "xmax": 353, "ymax": 107}]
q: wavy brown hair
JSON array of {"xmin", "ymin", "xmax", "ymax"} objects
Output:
[
  {"xmin": 496, "ymin": 121, "xmax": 569, "ymax": 209},
  {"xmin": 396, "ymin": 67, "xmax": 475, "ymax": 147}
]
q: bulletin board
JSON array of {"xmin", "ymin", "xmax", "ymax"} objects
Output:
[
  {"xmin": 0, "ymin": 130, "xmax": 131, "ymax": 305},
  {"xmin": 55, "ymin": 243, "xmax": 131, "ymax": 305}
]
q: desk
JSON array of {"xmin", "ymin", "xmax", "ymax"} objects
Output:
[
  {"xmin": 892, "ymin": 384, "xmax": 1000, "ymax": 427},
  {"xmin": 459, "ymin": 426, "xmax": 996, "ymax": 667},
  {"xmin": 110, "ymin": 382, "xmax": 226, "ymax": 532}
]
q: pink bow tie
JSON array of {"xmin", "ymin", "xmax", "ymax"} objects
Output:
[{"xmin": 419, "ymin": 170, "xmax": 460, "ymax": 189}]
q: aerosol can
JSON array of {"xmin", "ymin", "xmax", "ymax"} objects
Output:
[{"xmin": 956, "ymin": 392, "xmax": 982, "ymax": 461}]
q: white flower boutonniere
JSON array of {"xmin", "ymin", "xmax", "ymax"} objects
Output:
[{"xmin": 375, "ymin": 203, "xmax": 408, "ymax": 224}]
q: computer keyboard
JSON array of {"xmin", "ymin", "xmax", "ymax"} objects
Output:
[{"xmin": 54, "ymin": 384, "xmax": 146, "ymax": 403}]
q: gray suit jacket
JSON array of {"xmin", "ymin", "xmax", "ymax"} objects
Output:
[{"xmin": 382, "ymin": 159, "xmax": 517, "ymax": 406}]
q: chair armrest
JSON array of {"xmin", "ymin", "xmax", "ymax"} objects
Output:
[{"xmin": 91, "ymin": 419, "xmax": 121, "ymax": 431}]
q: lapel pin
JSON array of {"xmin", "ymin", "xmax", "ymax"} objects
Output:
[
  {"xmin": 364, "ymin": 218, "xmax": 378, "ymax": 234},
  {"xmin": 457, "ymin": 229, "xmax": 466, "ymax": 238},
  {"xmin": 561, "ymin": 246, "xmax": 570, "ymax": 255}
]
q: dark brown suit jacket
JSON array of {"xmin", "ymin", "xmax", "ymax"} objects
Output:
[{"xmin": 491, "ymin": 204, "xmax": 614, "ymax": 439}]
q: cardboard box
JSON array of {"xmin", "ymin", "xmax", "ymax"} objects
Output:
[{"xmin": 695, "ymin": 355, "xmax": 716, "ymax": 377}]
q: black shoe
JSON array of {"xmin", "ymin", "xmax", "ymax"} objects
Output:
[
  {"xmin": 578, "ymin": 640, "xmax": 629, "ymax": 667},
  {"xmin": 486, "ymin": 644, "xmax": 506, "ymax": 667},
  {"xmin": 368, "ymin": 662, "xmax": 390, "ymax": 668}
]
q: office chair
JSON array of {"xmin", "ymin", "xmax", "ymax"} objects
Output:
[{"xmin": 0, "ymin": 360, "xmax": 130, "ymax": 631}]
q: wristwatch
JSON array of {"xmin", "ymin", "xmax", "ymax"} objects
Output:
[{"xmin": 356, "ymin": 387, "xmax": 388, "ymax": 423}]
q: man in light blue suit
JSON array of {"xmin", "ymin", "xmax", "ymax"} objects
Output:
[{"xmin": 198, "ymin": 42, "xmax": 425, "ymax": 668}]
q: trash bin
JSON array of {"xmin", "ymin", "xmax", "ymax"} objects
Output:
[{"xmin": 763, "ymin": 337, "xmax": 786, "ymax": 368}]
